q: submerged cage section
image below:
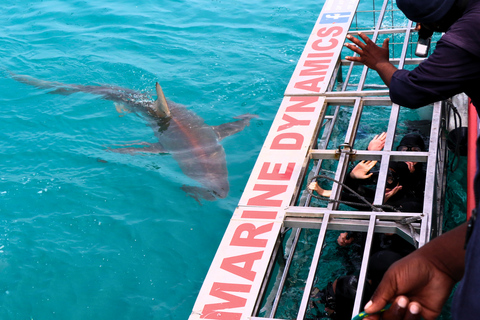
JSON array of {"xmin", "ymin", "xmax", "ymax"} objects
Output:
[
  {"xmin": 190, "ymin": 0, "xmax": 455, "ymax": 319},
  {"xmin": 255, "ymin": 98, "xmax": 447, "ymax": 319}
]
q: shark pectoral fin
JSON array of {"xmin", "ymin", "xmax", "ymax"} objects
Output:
[
  {"xmin": 152, "ymin": 82, "xmax": 171, "ymax": 118},
  {"xmin": 107, "ymin": 142, "xmax": 168, "ymax": 154},
  {"xmin": 181, "ymin": 185, "xmax": 217, "ymax": 204},
  {"xmin": 212, "ymin": 113, "xmax": 258, "ymax": 141}
]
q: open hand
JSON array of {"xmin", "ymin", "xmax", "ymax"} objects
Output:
[
  {"xmin": 350, "ymin": 160, "xmax": 377, "ymax": 179},
  {"xmin": 368, "ymin": 132, "xmax": 387, "ymax": 151},
  {"xmin": 344, "ymin": 32, "xmax": 397, "ymax": 86},
  {"xmin": 345, "ymin": 32, "xmax": 390, "ymax": 71}
]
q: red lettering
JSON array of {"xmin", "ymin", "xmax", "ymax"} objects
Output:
[
  {"xmin": 311, "ymin": 38, "xmax": 338, "ymax": 51},
  {"xmin": 307, "ymin": 52, "xmax": 334, "ymax": 58},
  {"xmin": 220, "ymin": 251, "xmax": 263, "ymax": 281},
  {"xmin": 271, "ymin": 133, "xmax": 304, "ymax": 150},
  {"xmin": 278, "ymin": 114, "xmax": 311, "ymax": 132},
  {"xmin": 247, "ymin": 185, "xmax": 288, "ymax": 207},
  {"xmin": 317, "ymin": 26, "xmax": 343, "ymax": 37},
  {"xmin": 299, "ymin": 60, "xmax": 330, "ymax": 76},
  {"xmin": 241, "ymin": 210, "xmax": 278, "ymax": 219},
  {"xmin": 294, "ymin": 77, "xmax": 324, "ymax": 93},
  {"xmin": 201, "ymin": 282, "xmax": 251, "ymax": 320},
  {"xmin": 292, "ymin": 26, "xmax": 343, "ymax": 93},
  {"xmin": 258, "ymin": 162, "xmax": 295, "ymax": 181},
  {"xmin": 286, "ymin": 96, "xmax": 319, "ymax": 112},
  {"xmin": 230, "ymin": 223, "xmax": 274, "ymax": 247}
]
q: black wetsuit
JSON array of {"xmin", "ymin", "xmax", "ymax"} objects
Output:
[
  {"xmin": 341, "ymin": 161, "xmax": 425, "ymax": 212},
  {"xmin": 341, "ymin": 133, "xmax": 426, "ymax": 212}
]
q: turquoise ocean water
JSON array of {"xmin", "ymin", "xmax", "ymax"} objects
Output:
[{"xmin": 0, "ymin": 0, "xmax": 466, "ymax": 319}]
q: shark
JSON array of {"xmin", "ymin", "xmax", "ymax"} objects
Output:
[{"xmin": 11, "ymin": 73, "xmax": 257, "ymax": 202}]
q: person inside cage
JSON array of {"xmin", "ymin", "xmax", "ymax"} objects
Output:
[
  {"xmin": 309, "ymin": 132, "xmax": 426, "ymax": 213},
  {"xmin": 311, "ymin": 250, "xmax": 403, "ymax": 320}
]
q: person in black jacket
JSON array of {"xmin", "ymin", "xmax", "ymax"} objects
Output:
[{"xmin": 343, "ymin": 0, "xmax": 480, "ymax": 317}]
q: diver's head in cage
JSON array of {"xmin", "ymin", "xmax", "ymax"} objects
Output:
[
  {"xmin": 311, "ymin": 250, "xmax": 405, "ymax": 319},
  {"xmin": 397, "ymin": 0, "xmax": 469, "ymax": 57},
  {"xmin": 394, "ymin": 133, "xmax": 426, "ymax": 177},
  {"xmin": 313, "ymin": 275, "xmax": 373, "ymax": 320},
  {"xmin": 308, "ymin": 132, "xmax": 427, "ymax": 213},
  {"xmin": 396, "ymin": 133, "xmax": 426, "ymax": 152},
  {"xmin": 397, "ymin": 0, "xmax": 469, "ymax": 32}
]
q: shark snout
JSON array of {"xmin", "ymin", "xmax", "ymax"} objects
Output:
[{"xmin": 212, "ymin": 185, "xmax": 229, "ymax": 199}]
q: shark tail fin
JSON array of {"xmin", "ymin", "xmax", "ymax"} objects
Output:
[
  {"xmin": 11, "ymin": 73, "xmax": 78, "ymax": 93},
  {"xmin": 153, "ymin": 82, "xmax": 171, "ymax": 118}
]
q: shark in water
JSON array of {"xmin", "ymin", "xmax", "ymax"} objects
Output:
[{"xmin": 12, "ymin": 73, "xmax": 256, "ymax": 202}]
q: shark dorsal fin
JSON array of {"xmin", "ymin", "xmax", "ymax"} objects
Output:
[{"xmin": 153, "ymin": 82, "xmax": 171, "ymax": 118}]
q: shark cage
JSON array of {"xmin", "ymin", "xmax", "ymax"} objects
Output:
[{"xmin": 190, "ymin": 0, "xmax": 463, "ymax": 319}]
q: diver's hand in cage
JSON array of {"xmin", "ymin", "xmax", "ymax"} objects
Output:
[
  {"xmin": 405, "ymin": 161, "xmax": 417, "ymax": 173},
  {"xmin": 350, "ymin": 160, "xmax": 377, "ymax": 179},
  {"xmin": 368, "ymin": 132, "xmax": 387, "ymax": 151},
  {"xmin": 337, "ymin": 232, "xmax": 354, "ymax": 247},
  {"xmin": 384, "ymin": 184, "xmax": 402, "ymax": 202},
  {"xmin": 308, "ymin": 181, "xmax": 332, "ymax": 198}
]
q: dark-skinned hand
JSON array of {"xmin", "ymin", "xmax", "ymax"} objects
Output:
[{"xmin": 344, "ymin": 32, "xmax": 397, "ymax": 86}]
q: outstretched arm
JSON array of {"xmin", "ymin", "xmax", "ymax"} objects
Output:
[
  {"xmin": 308, "ymin": 181, "xmax": 332, "ymax": 197},
  {"xmin": 344, "ymin": 32, "xmax": 397, "ymax": 87},
  {"xmin": 364, "ymin": 223, "xmax": 467, "ymax": 320}
]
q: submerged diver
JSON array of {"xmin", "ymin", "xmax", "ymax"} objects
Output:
[
  {"xmin": 309, "ymin": 132, "xmax": 422, "ymax": 259},
  {"xmin": 315, "ymin": 275, "xmax": 373, "ymax": 320},
  {"xmin": 309, "ymin": 132, "xmax": 426, "ymax": 212},
  {"xmin": 312, "ymin": 250, "xmax": 403, "ymax": 320}
]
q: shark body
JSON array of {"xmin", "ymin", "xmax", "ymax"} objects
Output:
[{"xmin": 12, "ymin": 74, "xmax": 256, "ymax": 201}]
